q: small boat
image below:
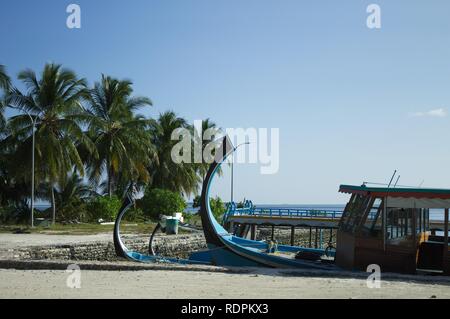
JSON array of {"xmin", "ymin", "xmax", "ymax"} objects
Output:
[
  {"xmin": 113, "ymin": 136, "xmax": 338, "ymax": 269},
  {"xmin": 189, "ymin": 136, "xmax": 338, "ymax": 269}
]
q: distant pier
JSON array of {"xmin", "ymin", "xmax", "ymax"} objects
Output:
[{"xmin": 223, "ymin": 203, "xmax": 342, "ymax": 248}]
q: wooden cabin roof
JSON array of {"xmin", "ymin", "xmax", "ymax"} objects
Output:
[{"xmin": 339, "ymin": 184, "xmax": 450, "ymax": 200}]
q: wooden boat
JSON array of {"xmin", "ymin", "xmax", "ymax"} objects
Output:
[
  {"xmin": 113, "ymin": 136, "xmax": 338, "ymax": 269},
  {"xmin": 190, "ymin": 136, "xmax": 338, "ymax": 269},
  {"xmin": 337, "ymin": 184, "xmax": 450, "ymax": 274}
]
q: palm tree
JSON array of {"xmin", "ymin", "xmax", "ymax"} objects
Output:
[
  {"xmin": 5, "ymin": 63, "xmax": 94, "ymax": 224},
  {"xmin": 0, "ymin": 65, "xmax": 10, "ymax": 91},
  {"xmin": 0, "ymin": 64, "xmax": 11, "ymax": 129},
  {"xmin": 148, "ymin": 111, "xmax": 200, "ymax": 196},
  {"xmin": 85, "ymin": 75, "xmax": 154, "ymax": 197},
  {"xmin": 37, "ymin": 171, "xmax": 97, "ymax": 222},
  {"xmin": 0, "ymin": 147, "xmax": 29, "ymax": 209},
  {"xmin": 193, "ymin": 118, "xmax": 222, "ymax": 183}
]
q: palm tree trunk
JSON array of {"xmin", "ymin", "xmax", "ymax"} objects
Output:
[
  {"xmin": 105, "ymin": 156, "xmax": 112, "ymax": 198},
  {"xmin": 108, "ymin": 165, "xmax": 113, "ymax": 198},
  {"xmin": 51, "ymin": 186, "xmax": 56, "ymax": 225}
]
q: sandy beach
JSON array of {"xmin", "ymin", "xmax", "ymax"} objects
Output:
[
  {"xmin": 0, "ymin": 233, "xmax": 114, "ymax": 250},
  {"xmin": 0, "ymin": 268, "xmax": 449, "ymax": 299},
  {"xmin": 1, "ymin": 233, "xmax": 450, "ymax": 299}
]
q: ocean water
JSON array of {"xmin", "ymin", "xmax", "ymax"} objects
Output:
[{"xmin": 184, "ymin": 203, "xmax": 200, "ymax": 214}]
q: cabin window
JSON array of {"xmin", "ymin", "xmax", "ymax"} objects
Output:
[
  {"xmin": 419, "ymin": 209, "xmax": 430, "ymax": 233},
  {"xmin": 340, "ymin": 194, "xmax": 372, "ymax": 234},
  {"xmin": 386, "ymin": 208, "xmax": 410, "ymax": 240},
  {"xmin": 361, "ymin": 198, "xmax": 383, "ymax": 237},
  {"xmin": 424, "ymin": 209, "xmax": 429, "ymax": 231},
  {"xmin": 386, "ymin": 208, "xmax": 430, "ymax": 241}
]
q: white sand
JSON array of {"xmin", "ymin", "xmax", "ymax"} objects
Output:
[
  {"xmin": 1, "ymin": 233, "xmax": 449, "ymax": 299},
  {"xmin": 0, "ymin": 233, "xmax": 114, "ymax": 249},
  {"xmin": 0, "ymin": 269, "xmax": 449, "ymax": 299}
]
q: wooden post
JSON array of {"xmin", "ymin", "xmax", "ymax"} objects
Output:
[
  {"xmin": 382, "ymin": 197, "xmax": 387, "ymax": 251},
  {"xmin": 444, "ymin": 209, "xmax": 449, "ymax": 265},
  {"xmin": 314, "ymin": 227, "xmax": 318, "ymax": 248},
  {"xmin": 319, "ymin": 228, "xmax": 323, "ymax": 249},
  {"xmin": 396, "ymin": 211, "xmax": 400, "ymax": 238},
  {"xmin": 271, "ymin": 225, "xmax": 275, "ymax": 241},
  {"xmin": 229, "ymin": 221, "xmax": 234, "ymax": 234},
  {"xmin": 419, "ymin": 209, "xmax": 422, "ymax": 233},
  {"xmin": 445, "ymin": 209, "xmax": 449, "ymax": 244},
  {"xmin": 400, "ymin": 214, "xmax": 404, "ymax": 237},
  {"xmin": 405, "ymin": 212, "xmax": 408, "ymax": 236},
  {"xmin": 250, "ymin": 224, "xmax": 256, "ymax": 240},
  {"xmin": 309, "ymin": 227, "xmax": 312, "ymax": 248},
  {"xmin": 412, "ymin": 209, "xmax": 416, "ymax": 247},
  {"xmin": 290, "ymin": 226, "xmax": 295, "ymax": 246}
]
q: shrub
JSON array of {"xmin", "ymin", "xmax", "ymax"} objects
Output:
[
  {"xmin": 192, "ymin": 195, "xmax": 201, "ymax": 208},
  {"xmin": 0, "ymin": 203, "xmax": 30, "ymax": 224},
  {"xmin": 123, "ymin": 207, "xmax": 145, "ymax": 222},
  {"xmin": 58, "ymin": 199, "xmax": 88, "ymax": 222},
  {"xmin": 209, "ymin": 196, "xmax": 226, "ymax": 220},
  {"xmin": 140, "ymin": 188, "xmax": 186, "ymax": 220},
  {"xmin": 183, "ymin": 212, "xmax": 201, "ymax": 226},
  {"xmin": 86, "ymin": 195, "xmax": 121, "ymax": 222},
  {"xmin": 0, "ymin": 205, "xmax": 13, "ymax": 224}
]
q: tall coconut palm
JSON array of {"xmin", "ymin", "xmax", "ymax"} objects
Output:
[
  {"xmin": 5, "ymin": 63, "xmax": 94, "ymax": 224},
  {"xmin": 193, "ymin": 118, "xmax": 222, "ymax": 183},
  {"xmin": 0, "ymin": 65, "xmax": 10, "ymax": 91},
  {"xmin": 85, "ymin": 75, "xmax": 154, "ymax": 197},
  {"xmin": 37, "ymin": 171, "xmax": 97, "ymax": 222},
  {"xmin": 148, "ymin": 111, "xmax": 200, "ymax": 196},
  {"xmin": 0, "ymin": 64, "xmax": 11, "ymax": 129}
]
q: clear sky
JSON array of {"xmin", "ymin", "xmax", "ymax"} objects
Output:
[{"xmin": 2, "ymin": 1, "xmax": 450, "ymax": 204}]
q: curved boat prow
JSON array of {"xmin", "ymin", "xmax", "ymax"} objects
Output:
[
  {"xmin": 113, "ymin": 186, "xmax": 209, "ymax": 265},
  {"xmin": 113, "ymin": 194, "xmax": 134, "ymax": 259},
  {"xmin": 196, "ymin": 136, "xmax": 339, "ymax": 269},
  {"xmin": 195, "ymin": 136, "xmax": 262, "ymax": 266}
]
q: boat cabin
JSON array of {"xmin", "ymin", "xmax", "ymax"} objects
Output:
[{"xmin": 336, "ymin": 184, "xmax": 450, "ymax": 275}]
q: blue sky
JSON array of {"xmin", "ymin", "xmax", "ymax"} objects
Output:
[{"xmin": 2, "ymin": 1, "xmax": 450, "ymax": 204}]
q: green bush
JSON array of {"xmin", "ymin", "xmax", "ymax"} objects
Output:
[
  {"xmin": 0, "ymin": 203, "xmax": 30, "ymax": 224},
  {"xmin": 184, "ymin": 212, "xmax": 201, "ymax": 226},
  {"xmin": 58, "ymin": 199, "xmax": 88, "ymax": 222},
  {"xmin": 0, "ymin": 206, "xmax": 12, "ymax": 224},
  {"xmin": 141, "ymin": 188, "xmax": 186, "ymax": 220},
  {"xmin": 86, "ymin": 195, "xmax": 121, "ymax": 222},
  {"xmin": 192, "ymin": 195, "xmax": 201, "ymax": 208},
  {"xmin": 123, "ymin": 207, "xmax": 145, "ymax": 222},
  {"xmin": 209, "ymin": 196, "xmax": 226, "ymax": 220}
]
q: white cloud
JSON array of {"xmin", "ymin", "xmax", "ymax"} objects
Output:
[{"xmin": 410, "ymin": 108, "xmax": 447, "ymax": 118}]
